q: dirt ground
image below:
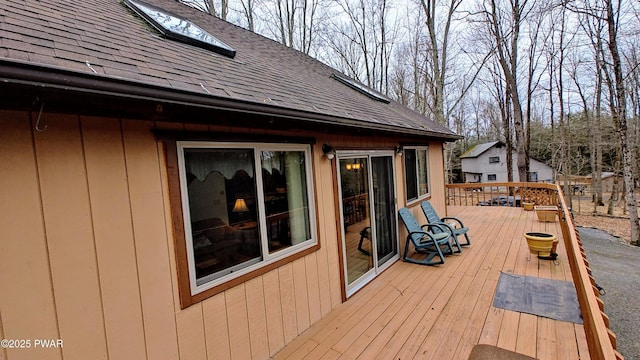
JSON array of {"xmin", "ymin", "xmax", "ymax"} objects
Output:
[
  {"xmin": 569, "ymin": 195, "xmax": 638, "ymax": 244},
  {"xmin": 573, "ymin": 214, "xmax": 632, "ymax": 243}
]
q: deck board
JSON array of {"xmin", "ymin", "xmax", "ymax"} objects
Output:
[{"xmin": 274, "ymin": 206, "xmax": 589, "ymax": 360}]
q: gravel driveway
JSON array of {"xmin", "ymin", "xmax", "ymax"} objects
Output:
[{"xmin": 578, "ymin": 227, "xmax": 640, "ymax": 360}]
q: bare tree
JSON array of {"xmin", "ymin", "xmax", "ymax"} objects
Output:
[
  {"xmin": 419, "ymin": 0, "xmax": 462, "ymax": 126},
  {"xmin": 523, "ymin": 5, "xmax": 550, "ymax": 182},
  {"xmin": 623, "ymin": 43, "xmax": 640, "ymax": 199},
  {"xmin": 256, "ymin": 0, "xmax": 329, "ymax": 54},
  {"xmin": 554, "ymin": 4, "xmax": 572, "ymax": 204},
  {"xmin": 238, "ymin": 0, "xmax": 255, "ymax": 31},
  {"xmin": 482, "ymin": 59, "xmax": 515, "ymax": 182},
  {"xmin": 480, "ymin": 0, "xmax": 531, "ymax": 183},
  {"xmin": 579, "ymin": 11, "xmax": 606, "ymax": 208},
  {"xmin": 322, "ymin": 0, "xmax": 397, "ymax": 93},
  {"xmin": 603, "ymin": 0, "xmax": 640, "ymax": 244},
  {"xmin": 179, "ymin": 0, "xmax": 227, "ymax": 18},
  {"xmin": 565, "ymin": 0, "xmax": 639, "ymax": 245}
]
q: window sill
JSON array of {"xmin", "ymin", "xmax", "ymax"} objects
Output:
[
  {"xmin": 406, "ymin": 194, "xmax": 431, "ymax": 207},
  {"xmin": 183, "ymin": 243, "xmax": 320, "ymax": 308}
]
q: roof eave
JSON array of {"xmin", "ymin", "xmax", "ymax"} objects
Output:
[{"xmin": 0, "ymin": 59, "xmax": 462, "ymax": 141}]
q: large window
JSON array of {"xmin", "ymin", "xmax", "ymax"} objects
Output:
[
  {"xmin": 404, "ymin": 147, "xmax": 429, "ymax": 202},
  {"xmin": 177, "ymin": 142, "xmax": 316, "ymax": 295},
  {"xmin": 489, "ymin": 156, "xmax": 500, "ymax": 164}
]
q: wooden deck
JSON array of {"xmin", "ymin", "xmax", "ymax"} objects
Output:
[{"xmin": 273, "ymin": 205, "xmax": 590, "ymax": 360}]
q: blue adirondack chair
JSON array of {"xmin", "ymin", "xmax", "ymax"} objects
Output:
[
  {"xmin": 421, "ymin": 201, "xmax": 470, "ymax": 248},
  {"xmin": 398, "ymin": 208, "xmax": 454, "ymax": 266}
]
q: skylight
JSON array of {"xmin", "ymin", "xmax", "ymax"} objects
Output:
[
  {"xmin": 124, "ymin": 0, "xmax": 236, "ymax": 58},
  {"xmin": 331, "ymin": 74, "xmax": 391, "ymax": 103}
]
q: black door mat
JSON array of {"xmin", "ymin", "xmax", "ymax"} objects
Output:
[{"xmin": 493, "ymin": 272, "xmax": 583, "ymax": 324}]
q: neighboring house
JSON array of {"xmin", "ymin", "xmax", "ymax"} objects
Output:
[
  {"xmin": 591, "ymin": 172, "xmax": 621, "ymax": 193},
  {"xmin": 567, "ymin": 172, "xmax": 622, "ymax": 193},
  {"xmin": 0, "ymin": 0, "xmax": 460, "ymax": 359},
  {"xmin": 461, "ymin": 141, "xmax": 553, "ymax": 183}
]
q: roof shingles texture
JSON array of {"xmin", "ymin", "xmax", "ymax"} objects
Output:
[{"xmin": 0, "ymin": 0, "xmax": 457, "ymax": 137}]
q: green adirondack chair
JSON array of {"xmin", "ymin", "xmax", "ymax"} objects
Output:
[
  {"xmin": 398, "ymin": 207, "xmax": 454, "ymax": 266},
  {"xmin": 421, "ymin": 201, "xmax": 470, "ymax": 248}
]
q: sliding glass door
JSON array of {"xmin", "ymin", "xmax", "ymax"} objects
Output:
[
  {"xmin": 338, "ymin": 152, "xmax": 398, "ymax": 297},
  {"xmin": 371, "ymin": 156, "xmax": 397, "ymax": 267}
]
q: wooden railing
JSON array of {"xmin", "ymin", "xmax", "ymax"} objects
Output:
[
  {"xmin": 446, "ymin": 182, "xmax": 559, "ymax": 207},
  {"xmin": 445, "ymin": 182, "xmax": 623, "ymax": 360},
  {"xmin": 343, "ymin": 193, "xmax": 369, "ymax": 226}
]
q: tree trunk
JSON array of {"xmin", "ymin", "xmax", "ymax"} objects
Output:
[
  {"xmin": 594, "ymin": 52, "xmax": 604, "ymax": 207},
  {"xmin": 488, "ymin": 0, "xmax": 527, "ymax": 183},
  {"xmin": 605, "ymin": 0, "xmax": 640, "ymax": 244},
  {"xmin": 504, "ymin": 85, "xmax": 514, "ymax": 184}
]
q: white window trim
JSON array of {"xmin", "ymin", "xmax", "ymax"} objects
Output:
[
  {"xmin": 176, "ymin": 141, "xmax": 317, "ymax": 295},
  {"xmin": 405, "ymin": 146, "xmax": 431, "ymax": 205}
]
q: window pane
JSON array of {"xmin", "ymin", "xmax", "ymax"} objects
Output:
[
  {"xmin": 404, "ymin": 149, "xmax": 417, "ymax": 200},
  {"xmin": 417, "ymin": 149, "xmax": 429, "ymax": 196},
  {"xmin": 183, "ymin": 148, "xmax": 261, "ymax": 285},
  {"xmin": 261, "ymin": 151, "xmax": 311, "ymax": 253}
]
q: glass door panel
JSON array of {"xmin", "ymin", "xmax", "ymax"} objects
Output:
[
  {"xmin": 371, "ymin": 156, "xmax": 397, "ymax": 267},
  {"xmin": 339, "ymin": 157, "xmax": 373, "ymax": 286}
]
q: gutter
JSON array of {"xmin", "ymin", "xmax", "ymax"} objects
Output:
[{"xmin": 0, "ymin": 59, "xmax": 462, "ymax": 141}]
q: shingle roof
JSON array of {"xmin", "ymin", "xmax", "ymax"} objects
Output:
[
  {"xmin": 460, "ymin": 141, "xmax": 501, "ymax": 158},
  {"xmin": 0, "ymin": 0, "xmax": 460, "ymax": 139}
]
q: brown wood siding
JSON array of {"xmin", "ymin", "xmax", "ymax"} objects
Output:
[
  {"xmin": 396, "ymin": 141, "xmax": 447, "ymax": 256},
  {"xmin": 428, "ymin": 141, "xmax": 446, "ymax": 213},
  {"xmin": 0, "ymin": 110, "xmax": 62, "ymax": 360},
  {"xmin": 0, "ymin": 109, "xmax": 447, "ymax": 359}
]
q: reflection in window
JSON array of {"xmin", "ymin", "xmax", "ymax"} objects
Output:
[
  {"xmin": 124, "ymin": 0, "xmax": 236, "ymax": 57},
  {"xmin": 261, "ymin": 151, "xmax": 311, "ymax": 253},
  {"xmin": 417, "ymin": 149, "xmax": 429, "ymax": 196},
  {"xmin": 178, "ymin": 143, "xmax": 316, "ymax": 292},
  {"xmin": 404, "ymin": 147, "xmax": 430, "ymax": 201},
  {"xmin": 183, "ymin": 149, "xmax": 260, "ymax": 285}
]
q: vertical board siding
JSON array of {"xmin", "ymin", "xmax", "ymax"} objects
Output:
[
  {"xmin": 312, "ymin": 139, "xmax": 341, "ymax": 312},
  {"xmin": 225, "ymin": 284, "xmax": 252, "ymax": 359},
  {"xmin": 81, "ymin": 116, "xmax": 147, "ymax": 359},
  {"xmin": 203, "ymin": 293, "xmax": 232, "ymax": 360},
  {"xmin": 122, "ymin": 119, "xmax": 180, "ymax": 360},
  {"xmin": 0, "ymin": 312, "xmax": 5, "ymax": 360},
  {"xmin": 245, "ymin": 277, "xmax": 270, "ymax": 359},
  {"xmin": 263, "ymin": 270, "xmax": 286, "ymax": 356},
  {"xmin": 0, "ymin": 111, "xmax": 61, "ymax": 360},
  {"xmin": 429, "ymin": 141, "xmax": 447, "ymax": 213},
  {"xmin": 176, "ymin": 304, "xmax": 207, "ymax": 360},
  {"xmin": 2, "ymin": 112, "xmax": 446, "ymax": 359},
  {"xmin": 279, "ymin": 264, "xmax": 299, "ymax": 343},
  {"xmin": 292, "ymin": 258, "xmax": 311, "ymax": 332},
  {"xmin": 33, "ymin": 114, "xmax": 109, "ymax": 360},
  {"xmin": 305, "ymin": 253, "xmax": 322, "ymax": 325}
]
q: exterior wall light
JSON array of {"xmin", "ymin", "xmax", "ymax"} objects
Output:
[{"xmin": 322, "ymin": 144, "xmax": 336, "ymax": 160}]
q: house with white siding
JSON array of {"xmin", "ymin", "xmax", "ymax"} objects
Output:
[{"xmin": 461, "ymin": 141, "xmax": 553, "ymax": 183}]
